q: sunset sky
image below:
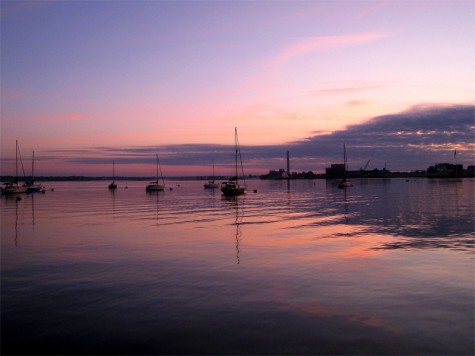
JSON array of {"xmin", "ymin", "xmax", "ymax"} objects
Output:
[{"xmin": 1, "ymin": 0, "xmax": 474, "ymax": 177}]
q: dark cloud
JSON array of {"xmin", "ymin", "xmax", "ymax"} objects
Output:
[
  {"xmin": 43, "ymin": 104, "xmax": 475, "ymax": 174},
  {"xmin": 289, "ymin": 104, "xmax": 474, "ymax": 170}
]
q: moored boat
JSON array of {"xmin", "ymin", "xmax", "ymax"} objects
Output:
[
  {"xmin": 1, "ymin": 140, "xmax": 27, "ymax": 195},
  {"xmin": 108, "ymin": 160, "xmax": 117, "ymax": 190},
  {"xmin": 146, "ymin": 154, "xmax": 165, "ymax": 192},
  {"xmin": 204, "ymin": 160, "xmax": 219, "ymax": 188},
  {"xmin": 2, "ymin": 181, "xmax": 26, "ymax": 195},
  {"xmin": 24, "ymin": 151, "xmax": 45, "ymax": 193},
  {"xmin": 221, "ymin": 128, "xmax": 246, "ymax": 196},
  {"xmin": 338, "ymin": 143, "xmax": 352, "ymax": 189}
]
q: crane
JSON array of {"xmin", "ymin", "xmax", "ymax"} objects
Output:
[{"xmin": 360, "ymin": 160, "xmax": 370, "ymax": 171}]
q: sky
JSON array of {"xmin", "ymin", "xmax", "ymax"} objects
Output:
[{"xmin": 1, "ymin": 0, "xmax": 474, "ymax": 177}]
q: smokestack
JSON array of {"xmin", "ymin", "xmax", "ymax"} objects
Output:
[{"xmin": 287, "ymin": 151, "xmax": 290, "ymax": 176}]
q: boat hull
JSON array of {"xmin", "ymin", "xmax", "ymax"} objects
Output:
[
  {"xmin": 204, "ymin": 181, "xmax": 219, "ymax": 189},
  {"xmin": 338, "ymin": 180, "xmax": 352, "ymax": 189},
  {"xmin": 146, "ymin": 183, "xmax": 164, "ymax": 192},
  {"xmin": 1, "ymin": 184, "xmax": 26, "ymax": 195},
  {"xmin": 221, "ymin": 181, "xmax": 245, "ymax": 196},
  {"xmin": 221, "ymin": 187, "xmax": 245, "ymax": 196},
  {"xmin": 25, "ymin": 184, "xmax": 44, "ymax": 193}
]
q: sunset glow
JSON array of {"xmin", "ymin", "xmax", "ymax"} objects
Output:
[{"xmin": 1, "ymin": 0, "xmax": 473, "ymax": 176}]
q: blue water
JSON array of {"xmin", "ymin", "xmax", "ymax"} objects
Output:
[{"xmin": 1, "ymin": 178, "xmax": 474, "ymax": 354}]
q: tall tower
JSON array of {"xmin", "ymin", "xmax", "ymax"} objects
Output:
[{"xmin": 287, "ymin": 151, "xmax": 290, "ymax": 177}]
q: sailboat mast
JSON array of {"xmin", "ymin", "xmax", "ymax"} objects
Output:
[
  {"xmin": 156, "ymin": 154, "xmax": 159, "ymax": 181},
  {"xmin": 235, "ymin": 127, "xmax": 238, "ymax": 182},
  {"xmin": 32, "ymin": 151, "xmax": 35, "ymax": 183},
  {"xmin": 16, "ymin": 140, "xmax": 18, "ymax": 182},
  {"xmin": 344, "ymin": 143, "xmax": 347, "ymax": 171}
]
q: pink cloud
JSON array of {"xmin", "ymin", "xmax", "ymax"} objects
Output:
[{"xmin": 273, "ymin": 32, "xmax": 396, "ymax": 68}]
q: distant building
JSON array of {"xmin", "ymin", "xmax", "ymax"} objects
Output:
[
  {"xmin": 325, "ymin": 164, "xmax": 345, "ymax": 179},
  {"xmin": 325, "ymin": 163, "xmax": 392, "ymax": 179},
  {"xmin": 467, "ymin": 165, "xmax": 475, "ymax": 177},
  {"xmin": 427, "ymin": 163, "xmax": 463, "ymax": 178},
  {"xmin": 260, "ymin": 169, "xmax": 320, "ymax": 179},
  {"xmin": 260, "ymin": 168, "xmax": 289, "ymax": 179}
]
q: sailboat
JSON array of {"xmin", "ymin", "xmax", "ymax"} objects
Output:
[
  {"xmin": 204, "ymin": 160, "xmax": 219, "ymax": 188},
  {"xmin": 24, "ymin": 151, "xmax": 45, "ymax": 193},
  {"xmin": 108, "ymin": 160, "xmax": 117, "ymax": 190},
  {"xmin": 1, "ymin": 140, "xmax": 26, "ymax": 195},
  {"xmin": 338, "ymin": 143, "xmax": 352, "ymax": 189},
  {"xmin": 146, "ymin": 154, "xmax": 165, "ymax": 192},
  {"xmin": 221, "ymin": 128, "xmax": 246, "ymax": 196}
]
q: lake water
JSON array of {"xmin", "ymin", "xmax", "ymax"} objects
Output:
[{"xmin": 1, "ymin": 178, "xmax": 474, "ymax": 355}]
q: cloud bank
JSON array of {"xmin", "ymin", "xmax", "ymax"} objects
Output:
[
  {"xmin": 51, "ymin": 104, "xmax": 474, "ymax": 174},
  {"xmin": 4, "ymin": 103, "xmax": 471, "ymax": 176}
]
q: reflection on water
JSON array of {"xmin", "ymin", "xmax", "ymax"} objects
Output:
[
  {"xmin": 222, "ymin": 195, "xmax": 244, "ymax": 264},
  {"xmin": 1, "ymin": 178, "xmax": 474, "ymax": 355}
]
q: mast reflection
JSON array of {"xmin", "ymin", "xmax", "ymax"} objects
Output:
[
  {"xmin": 109, "ymin": 187, "xmax": 116, "ymax": 217},
  {"xmin": 15, "ymin": 196, "xmax": 19, "ymax": 246},
  {"xmin": 222, "ymin": 195, "xmax": 244, "ymax": 264},
  {"xmin": 343, "ymin": 188, "xmax": 349, "ymax": 225}
]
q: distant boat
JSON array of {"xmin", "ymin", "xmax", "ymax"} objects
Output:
[
  {"xmin": 24, "ymin": 151, "xmax": 45, "ymax": 193},
  {"xmin": 146, "ymin": 154, "xmax": 165, "ymax": 192},
  {"xmin": 338, "ymin": 143, "xmax": 352, "ymax": 189},
  {"xmin": 1, "ymin": 140, "xmax": 26, "ymax": 195},
  {"xmin": 108, "ymin": 160, "xmax": 117, "ymax": 190},
  {"xmin": 204, "ymin": 160, "xmax": 219, "ymax": 188},
  {"xmin": 221, "ymin": 128, "xmax": 246, "ymax": 196}
]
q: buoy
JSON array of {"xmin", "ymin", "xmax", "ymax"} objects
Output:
[
  {"xmin": 51, "ymin": 188, "xmax": 54, "ymax": 191},
  {"xmin": 170, "ymin": 187, "xmax": 173, "ymax": 191},
  {"xmin": 253, "ymin": 189, "xmax": 257, "ymax": 193}
]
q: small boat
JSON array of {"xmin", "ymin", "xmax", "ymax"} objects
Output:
[
  {"xmin": 221, "ymin": 180, "xmax": 245, "ymax": 196},
  {"xmin": 204, "ymin": 160, "xmax": 219, "ymax": 188},
  {"xmin": 24, "ymin": 151, "xmax": 45, "ymax": 193},
  {"xmin": 146, "ymin": 154, "xmax": 165, "ymax": 192},
  {"xmin": 1, "ymin": 140, "xmax": 26, "ymax": 195},
  {"xmin": 108, "ymin": 160, "xmax": 117, "ymax": 190},
  {"xmin": 338, "ymin": 143, "xmax": 352, "ymax": 189},
  {"xmin": 2, "ymin": 181, "xmax": 26, "ymax": 195},
  {"xmin": 221, "ymin": 128, "xmax": 246, "ymax": 196},
  {"xmin": 25, "ymin": 183, "xmax": 44, "ymax": 193}
]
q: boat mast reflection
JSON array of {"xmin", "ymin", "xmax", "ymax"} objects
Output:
[
  {"xmin": 343, "ymin": 188, "xmax": 349, "ymax": 225},
  {"xmin": 110, "ymin": 187, "xmax": 116, "ymax": 217},
  {"xmin": 15, "ymin": 196, "xmax": 19, "ymax": 246},
  {"xmin": 222, "ymin": 195, "xmax": 244, "ymax": 264},
  {"xmin": 146, "ymin": 188, "xmax": 163, "ymax": 225}
]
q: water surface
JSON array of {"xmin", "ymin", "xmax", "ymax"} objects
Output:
[{"xmin": 1, "ymin": 178, "xmax": 473, "ymax": 354}]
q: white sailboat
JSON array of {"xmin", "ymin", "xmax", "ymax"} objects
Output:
[
  {"xmin": 146, "ymin": 154, "xmax": 165, "ymax": 192},
  {"xmin": 338, "ymin": 143, "xmax": 352, "ymax": 189},
  {"xmin": 1, "ymin": 140, "xmax": 26, "ymax": 195},
  {"xmin": 108, "ymin": 160, "xmax": 117, "ymax": 190},
  {"xmin": 204, "ymin": 160, "xmax": 219, "ymax": 188},
  {"xmin": 221, "ymin": 128, "xmax": 246, "ymax": 196},
  {"xmin": 24, "ymin": 151, "xmax": 45, "ymax": 193}
]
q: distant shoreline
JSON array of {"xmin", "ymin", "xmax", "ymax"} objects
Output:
[
  {"xmin": 2, "ymin": 174, "xmax": 473, "ymax": 182},
  {"xmin": 0, "ymin": 175, "xmax": 260, "ymax": 182}
]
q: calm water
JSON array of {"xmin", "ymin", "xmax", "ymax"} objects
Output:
[{"xmin": 1, "ymin": 178, "xmax": 474, "ymax": 355}]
